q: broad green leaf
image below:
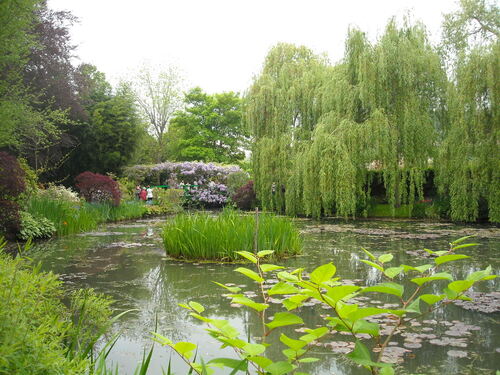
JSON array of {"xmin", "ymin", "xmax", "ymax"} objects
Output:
[
  {"xmin": 406, "ymin": 298, "xmax": 420, "ymax": 314},
  {"xmin": 384, "ymin": 267, "xmax": 404, "ymax": 279},
  {"xmin": 282, "ymin": 348, "xmax": 305, "ymax": 359},
  {"xmin": 231, "ymin": 296, "xmax": 268, "ymax": 312},
  {"xmin": 178, "ymin": 303, "xmax": 190, "ymax": 310},
  {"xmin": 326, "ymin": 317, "xmax": 352, "ymax": 331},
  {"xmin": 361, "ymin": 247, "xmax": 376, "ymax": 261},
  {"xmin": 151, "ymin": 332, "xmax": 172, "ymax": 346},
  {"xmin": 310, "ymin": 263, "xmax": 336, "ymax": 284},
  {"xmin": 266, "ymin": 312, "xmax": 304, "ymax": 330},
  {"xmin": 435, "ymin": 254, "xmax": 470, "ymax": 265},
  {"xmin": 189, "ymin": 313, "xmax": 211, "ymax": 323},
  {"xmin": 282, "ymin": 295, "xmax": 308, "ymax": 311},
  {"xmin": 212, "ymin": 282, "xmax": 241, "ymax": 293},
  {"xmin": 451, "ymin": 243, "xmax": 478, "ymax": 251},
  {"xmin": 268, "ymin": 282, "xmax": 300, "ymax": 295},
  {"xmin": 378, "ymin": 254, "xmax": 393, "ymax": 264},
  {"xmin": 211, "ymin": 319, "xmax": 240, "ymax": 339},
  {"xmin": 420, "ymin": 294, "xmax": 445, "ymax": 305},
  {"xmin": 451, "ymin": 235, "xmax": 475, "ymax": 245},
  {"xmin": 346, "ymin": 340, "xmax": 372, "ymax": 366},
  {"xmin": 467, "ymin": 266, "xmax": 495, "ymax": 281},
  {"xmin": 299, "ymin": 327, "xmax": 329, "ymax": 343},
  {"xmin": 362, "ymin": 282, "xmax": 404, "ymax": 298},
  {"xmin": 248, "ymin": 356, "xmax": 272, "ymax": 368},
  {"xmin": 447, "ymin": 280, "xmax": 474, "ymax": 294},
  {"xmin": 298, "ymin": 357, "xmax": 320, "ymax": 363},
  {"xmin": 243, "ymin": 343, "xmax": 266, "ymax": 356},
  {"xmin": 277, "ymin": 271, "xmax": 299, "ymax": 282},
  {"xmin": 280, "ymin": 333, "xmax": 307, "ymax": 350},
  {"xmin": 216, "ymin": 337, "xmax": 247, "ymax": 349},
  {"xmin": 173, "ymin": 342, "xmax": 196, "ymax": 359},
  {"xmin": 188, "ymin": 301, "xmax": 204, "ymax": 314},
  {"xmin": 257, "ymin": 250, "xmax": 274, "ymax": 257},
  {"xmin": 260, "ymin": 264, "xmax": 284, "ymax": 273},
  {"xmin": 265, "ymin": 361, "xmax": 295, "ymax": 375},
  {"xmin": 208, "ymin": 358, "xmax": 248, "ymax": 371},
  {"xmin": 337, "ymin": 302, "xmax": 358, "ymax": 319},
  {"xmin": 353, "ymin": 319, "xmax": 380, "ymax": 336},
  {"xmin": 234, "ymin": 267, "xmax": 264, "ymax": 283},
  {"xmin": 235, "ymin": 251, "xmax": 257, "ymax": 263},
  {"xmin": 360, "ymin": 259, "xmax": 384, "ymax": 272},
  {"xmin": 411, "ymin": 272, "xmax": 453, "ymax": 286},
  {"xmin": 347, "ymin": 340, "xmax": 391, "ymax": 368},
  {"xmin": 326, "ymin": 285, "xmax": 361, "ymax": 303},
  {"xmin": 414, "ymin": 264, "xmax": 433, "ymax": 273},
  {"xmin": 347, "ymin": 307, "xmax": 390, "ymax": 321}
]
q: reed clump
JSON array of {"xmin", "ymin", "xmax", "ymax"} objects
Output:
[{"xmin": 162, "ymin": 209, "xmax": 301, "ymax": 261}]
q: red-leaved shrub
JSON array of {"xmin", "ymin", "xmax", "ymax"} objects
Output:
[
  {"xmin": 74, "ymin": 171, "xmax": 121, "ymax": 206},
  {"xmin": 232, "ymin": 180, "xmax": 256, "ymax": 210},
  {"xmin": 0, "ymin": 152, "xmax": 25, "ymax": 199}
]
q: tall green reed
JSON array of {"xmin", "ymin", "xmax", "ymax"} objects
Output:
[
  {"xmin": 162, "ymin": 209, "xmax": 301, "ymax": 261},
  {"xmin": 26, "ymin": 196, "xmax": 147, "ymax": 236}
]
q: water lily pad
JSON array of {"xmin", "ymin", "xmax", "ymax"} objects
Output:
[{"xmin": 447, "ymin": 350, "xmax": 468, "ymax": 358}]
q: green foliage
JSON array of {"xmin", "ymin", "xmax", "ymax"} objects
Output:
[
  {"xmin": 436, "ymin": 41, "xmax": 499, "ymax": 222},
  {"xmin": 19, "ymin": 211, "xmax": 56, "ymax": 240},
  {"xmin": 26, "ymin": 195, "xmax": 147, "ymax": 236},
  {"xmin": 168, "ymin": 87, "xmax": 246, "ymax": 163},
  {"xmin": 156, "ymin": 238, "xmax": 496, "ymax": 375},
  {"xmin": 226, "ymin": 170, "xmax": 250, "ymax": 197},
  {"xmin": 162, "ymin": 209, "xmax": 301, "ymax": 260},
  {"xmin": 0, "ymin": 241, "xmax": 114, "ymax": 375},
  {"xmin": 152, "ymin": 188, "xmax": 184, "ymax": 214},
  {"xmin": 247, "ymin": 23, "xmax": 446, "ymax": 219}
]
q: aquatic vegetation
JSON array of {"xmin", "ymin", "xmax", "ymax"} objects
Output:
[
  {"xmin": 162, "ymin": 209, "xmax": 302, "ymax": 260},
  {"xmin": 26, "ymin": 196, "xmax": 147, "ymax": 236},
  {"xmin": 155, "ymin": 237, "xmax": 496, "ymax": 374}
]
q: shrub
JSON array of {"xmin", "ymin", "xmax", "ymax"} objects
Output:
[
  {"xmin": 75, "ymin": 171, "xmax": 121, "ymax": 206},
  {"xmin": 0, "ymin": 243, "xmax": 113, "ymax": 375},
  {"xmin": 0, "ymin": 151, "xmax": 25, "ymax": 199},
  {"xmin": 162, "ymin": 209, "xmax": 301, "ymax": 260},
  {"xmin": 232, "ymin": 180, "xmax": 257, "ymax": 210},
  {"xmin": 184, "ymin": 181, "xmax": 229, "ymax": 208},
  {"xmin": 153, "ymin": 188, "xmax": 184, "ymax": 214},
  {"xmin": 36, "ymin": 184, "xmax": 81, "ymax": 205},
  {"xmin": 19, "ymin": 211, "xmax": 56, "ymax": 240},
  {"xmin": 226, "ymin": 170, "xmax": 250, "ymax": 196}
]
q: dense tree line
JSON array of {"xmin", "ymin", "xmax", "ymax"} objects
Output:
[{"xmin": 246, "ymin": 0, "xmax": 499, "ymax": 222}]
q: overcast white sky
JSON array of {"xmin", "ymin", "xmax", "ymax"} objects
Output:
[{"xmin": 49, "ymin": 0, "xmax": 459, "ymax": 94}]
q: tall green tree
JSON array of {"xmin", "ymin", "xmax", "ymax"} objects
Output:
[
  {"xmin": 436, "ymin": 0, "xmax": 499, "ymax": 222},
  {"xmin": 168, "ymin": 87, "xmax": 246, "ymax": 163}
]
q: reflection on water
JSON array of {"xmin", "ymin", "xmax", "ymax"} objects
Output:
[{"xmin": 30, "ymin": 217, "xmax": 500, "ymax": 375}]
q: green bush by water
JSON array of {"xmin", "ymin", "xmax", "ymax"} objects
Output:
[
  {"xmin": 0, "ymin": 241, "xmax": 113, "ymax": 375},
  {"xmin": 162, "ymin": 209, "xmax": 302, "ymax": 260}
]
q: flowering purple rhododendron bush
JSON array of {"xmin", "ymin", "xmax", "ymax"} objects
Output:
[{"xmin": 124, "ymin": 162, "xmax": 244, "ymax": 207}]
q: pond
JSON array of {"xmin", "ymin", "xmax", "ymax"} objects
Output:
[{"xmin": 30, "ymin": 216, "xmax": 500, "ymax": 374}]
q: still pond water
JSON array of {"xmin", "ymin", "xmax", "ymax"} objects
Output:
[{"xmin": 31, "ymin": 216, "xmax": 499, "ymax": 374}]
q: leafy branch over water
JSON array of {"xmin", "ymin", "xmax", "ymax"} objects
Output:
[{"xmin": 152, "ymin": 236, "xmax": 496, "ymax": 374}]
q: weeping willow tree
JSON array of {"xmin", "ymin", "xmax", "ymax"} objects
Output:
[
  {"xmin": 245, "ymin": 43, "xmax": 327, "ymax": 212},
  {"xmin": 248, "ymin": 21, "xmax": 445, "ymax": 218},
  {"xmin": 247, "ymin": 9, "xmax": 497, "ymax": 222},
  {"xmin": 436, "ymin": 0, "xmax": 499, "ymax": 222}
]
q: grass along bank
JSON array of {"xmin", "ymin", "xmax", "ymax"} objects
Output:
[{"xmin": 162, "ymin": 209, "xmax": 302, "ymax": 261}]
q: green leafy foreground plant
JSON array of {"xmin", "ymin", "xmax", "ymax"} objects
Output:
[{"xmin": 152, "ymin": 236, "xmax": 496, "ymax": 374}]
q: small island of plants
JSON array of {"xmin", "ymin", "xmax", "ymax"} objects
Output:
[{"xmin": 162, "ymin": 209, "xmax": 302, "ymax": 261}]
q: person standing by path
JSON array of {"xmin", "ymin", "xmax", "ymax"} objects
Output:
[{"xmin": 146, "ymin": 185, "xmax": 153, "ymax": 205}]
